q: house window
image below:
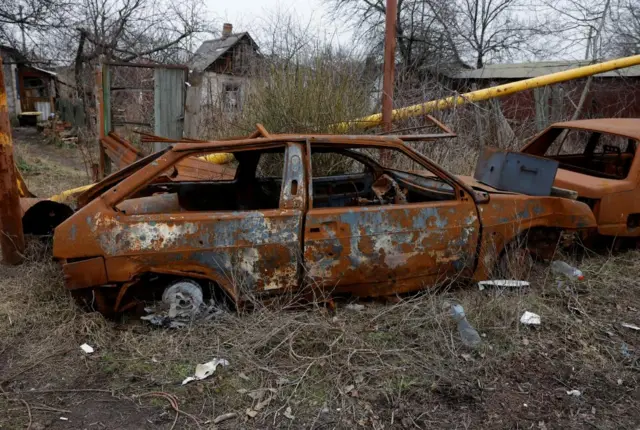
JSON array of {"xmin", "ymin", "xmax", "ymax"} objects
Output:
[{"xmin": 222, "ymin": 83, "xmax": 241, "ymax": 112}]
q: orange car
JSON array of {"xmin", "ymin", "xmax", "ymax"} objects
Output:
[
  {"xmin": 521, "ymin": 118, "xmax": 640, "ymax": 239},
  {"xmin": 53, "ymin": 133, "xmax": 596, "ymax": 314}
]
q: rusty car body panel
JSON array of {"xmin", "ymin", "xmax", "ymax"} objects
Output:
[
  {"xmin": 53, "ymin": 132, "xmax": 597, "ymax": 313},
  {"xmin": 521, "ymin": 118, "xmax": 640, "ymax": 237}
]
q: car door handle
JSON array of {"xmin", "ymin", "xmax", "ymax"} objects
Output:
[{"xmin": 309, "ymin": 221, "xmax": 336, "ymax": 233}]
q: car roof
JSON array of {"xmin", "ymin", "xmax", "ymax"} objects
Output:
[
  {"xmin": 171, "ymin": 135, "xmax": 408, "ymax": 152},
  {"xmin": 549, "ymin": 118, "xmax": 640, "ymax": 140}
]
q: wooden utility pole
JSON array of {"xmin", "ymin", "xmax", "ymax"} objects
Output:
[
  {"xmin": 0, "ymin": 58, "xmax": 25, "ymax": 264},
  {"xmin": 381, "ymin": 0, "xmax": 397, "ymax": 134}
]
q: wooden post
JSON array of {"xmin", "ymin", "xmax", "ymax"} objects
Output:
[
  {"xmin": 381, "ymin": 0, "xmax": 397, "ymax": 163},
  {"xmin": 0, "ymin": 58, "xmax": 25, "ymax": 264},
  {"xmin": 95, "ymin": 61, "xmax": 110, "ymax": 178},
  {"xmin": 382, "ymin": 0, "xmax": 397, "ymax": 133}
]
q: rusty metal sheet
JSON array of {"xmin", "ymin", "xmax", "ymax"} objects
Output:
[
  {"xmin": 101, "ymin": 132, "xmax": 236, "ymax": 180},
  {"xmin": 174, "ymin": 157, "xmax": 236, "ymax": 181},
  {"xmin": 116, "ymin": 193, "xmax": 182, "ymax": 215},
  {"xmin": 62, "ymin": 257, "xmax": 108, "ymax": 290},
  {"xmin": 550, "ymin": 118, "xmax": 640, "ymax": 141},
  {"xmin": 303, "ymin": 201, "xmax": 480, "ymax": 296},
  {"xmin": 101, "ymin": 133, "xmax": 142, "ymax": 169}
]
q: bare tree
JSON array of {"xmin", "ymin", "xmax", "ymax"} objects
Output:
[
  {"xmin": 433, "ymin": 0, "xmax": 548, "ymax": 68},
  {"xmin": 0, "ymin": 0, "xmax": 74, "ymax": 59},
  {"xmin": 609, "ymin": 0, "xmax": 640, "ymax": 56},
  {"xmin": 327, "ymin": 0, "xmax": 548, "ymax": 71},
  {"xmin": 327, "ymin": 0, "xmax": 463, "ymax": 72}
]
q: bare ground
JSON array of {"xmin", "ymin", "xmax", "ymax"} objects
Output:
[{"xmin": 0, "ymin": 130, "xmax": 638, "ymax": 429}]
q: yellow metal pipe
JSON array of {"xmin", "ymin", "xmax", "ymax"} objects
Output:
[
  {"xmin": 336, "ymin": 54, "xmax": 640, "ymax": 131},
  {"xmin": 198, "ymin": 152, "xmax": 235, "ymax": 164},
  {"xmin": 37, "ymin": 55, "xmax": 640, "ymax": 202},
  {"xmin": 49, "ymin": 183, "xmax": 95, "ymax": 203}
]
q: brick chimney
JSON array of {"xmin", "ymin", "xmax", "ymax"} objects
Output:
[{"xmin": 222, "ymin": 23, "xmax": 232, "ymax": 38}]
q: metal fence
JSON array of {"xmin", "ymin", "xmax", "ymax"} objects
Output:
[{"xmin": 55, "ymin": 98, "xmax": 85, "ymax": 127}]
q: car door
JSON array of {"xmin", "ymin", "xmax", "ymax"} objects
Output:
[
  {"xmin": 302, "ymin": 144, "xmax": 480, "ymax": 296},
  {"xmin": 95, "ymin": 143, "xmax": 305, "ymax": 300}
]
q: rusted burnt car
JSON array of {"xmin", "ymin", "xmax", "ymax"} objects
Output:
[
  {"xmin": 520, "ymin": 118, "xmax": 640, "ymax": 239},
  {"xmin": 52, "ymin": 132, "xmax": 597, "ymax": 314}
]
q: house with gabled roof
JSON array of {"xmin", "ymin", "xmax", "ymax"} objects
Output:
[{"xmin": 184, "ymin": 23, "xmax": 260, "ymax": 136}]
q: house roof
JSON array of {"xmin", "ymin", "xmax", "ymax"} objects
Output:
[
  {"xmin": 189, "ymin": 33, "xmax": 258, "ymax": 73},
  {"xmin": 29, "ymin": 66, "xmax": 57, "ymax": 76},
  {"xmin": 0, "ymin": 44, "xmax": 28, "ymax": 63},
  {"xmin": 453, "ymin": 60, "xmax": 640, "ymax": 80}
]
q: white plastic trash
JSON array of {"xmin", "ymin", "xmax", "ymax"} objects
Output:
[
  {"xmin": 80, "ymin": 343, "xmax": 94, "ymax": 354},
  {"xmin": 182, "ymin": 358, "xmax": 230, "ymax": 385},
  {"xmin": 551, "ymin": 261, "xmax": 584, "ymax": 281},
  {"xmin": 478, "ymin": 280, "xmax": 530, "ymax": 290},
  {"xmin": 520, "ymin": 311, "xmax": 541, "ymax": 325}
]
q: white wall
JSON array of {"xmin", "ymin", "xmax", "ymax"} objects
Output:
[
  {"xmin": 2, "ymin": 62, "xmax": 21, "ymax": 117},
  {"xmin": 184, "ymin": 71, "xmax": 252, "ymax": 137}
]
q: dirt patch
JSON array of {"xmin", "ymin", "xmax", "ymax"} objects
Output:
[{"xmin": 12, "ymin": 127, "xmax": 92, "ymax": 197}]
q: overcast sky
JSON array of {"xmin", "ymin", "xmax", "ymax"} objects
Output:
[{"xmin": 202, "ymin": 0, "xmax": 355, "ymax": 46}]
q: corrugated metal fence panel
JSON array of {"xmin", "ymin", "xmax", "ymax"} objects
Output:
[
  {"xmin": 153, "ymin": 68, "xmax": 186, "ymax": 150},
  {"xmin": 55, "ymin": 98, "xmax": 86, "ymax": 126},
  {"xmin": 35, "ymin": 101, "xmax": 52, "ymax": 120}
]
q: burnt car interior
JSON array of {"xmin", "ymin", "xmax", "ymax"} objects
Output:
[
  {"xmin": 531, "ymin": 128, "xmax": 637, "ymax": 179},
  {"xmin": 115, "ymin": 144, "xmax": 457, "ymax": 216},
  {"xmin": 310, "ymin": 148, "xmax": 455, "ymax": 208}
]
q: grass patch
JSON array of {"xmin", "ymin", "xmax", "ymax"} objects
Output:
[{"xmin": 1, "ymin": 239, "xmax": 638, "ymax": 429}]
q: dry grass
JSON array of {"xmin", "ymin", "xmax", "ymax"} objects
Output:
[
  {"xmin": 12, "ymin": 128, "xmax": 91, "ymax": 197},
  {"xmin": 0, "ymin": 237, "xmax": 638, "ymax": 429}
]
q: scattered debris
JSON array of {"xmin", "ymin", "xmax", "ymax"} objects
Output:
[
  {"xmin": 80, "ymin": 343, "xmax": 94, "ymax": 354},
  {"xmin": 450, "ymin": 304, "xmax": 482, "ymax": 347},
  {"xmin": 345, "ymin": 303, "xmax": 365, "ymax": 311},
  {"xmin": 59, "ymin": 417, "xmax": 69, "ymax": 421},
  {"xmin": 246, "ymin": 409, "xmax": 258, "ymax": 418},
  {"xmin": 254, "ymin": 394, "xmax": 274, "ymax": 411},
  {"xmin": 244, "ymin": 388, "xmax": 277, "ymax": 400},
  {"xmin": 621, "ymin": 322, "xmax": 640, "ymax": 331},
  {"xmin": 550, "ymin": 261, "xmax": 584, "ymax": 281},
  {"xmin": 141, "ymin": 280, "xmax": 225, "ymax": 328},
  {"xmin": 520, "ymin": 311, "xmax": 541, "ymax": 325},
  {"xmin": 566, "ymin": 389, "xmax": 582, "ymax": 397},
  {"xmin": 213, "ymin": 412, "xmax": 237, "ymax": 424},
  {"xmin": 283, "ymin": 406, "xmax": 295, "ymax": 420},
  {"xmin": 478, "ymin": 280, "xmax": 530, "ymax": 290},
  {"xmin": 621, "ymin": 342, "xmax": 631, "ymax": 358},
  {"xmin": 181, "ymin": 358, "xmax": 229, "ymax": 385},
  {"xmin": 617, "ymin": 379, "xmax": 623, "ymax": 385},
  {"xmin": 238, "ymin": 372, "xmax": 250, "ymax": 381}
]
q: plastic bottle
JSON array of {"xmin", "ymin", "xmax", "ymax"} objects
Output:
[
  {"xmin": 450, "ymin": 304, "xmax": 482, "ymax": 348},
  {"xmin": 550, "ymin": 261, "xmax": 584, "ymax": 281}
]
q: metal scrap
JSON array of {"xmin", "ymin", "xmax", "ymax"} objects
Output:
[{"xmin": 52, "ymin": 125, "xmax": 598, "ymax": 315}]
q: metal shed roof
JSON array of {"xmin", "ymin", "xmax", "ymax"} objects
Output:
[
  {"xmin": 454, "ymin": 60, "xmax": 640, "ymax": 80},
  {"xmin": 189, "ymin": 33, "xmax": 258, "ymax": 73}
]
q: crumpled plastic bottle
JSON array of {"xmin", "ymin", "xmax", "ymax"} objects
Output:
[
  {"xmin": 450, "ymin": 304, "xmax": 482, "ymax": 348},
  {"xmin": 551, "ymin": 260, "xmax": 584, "ymax": 281}
]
